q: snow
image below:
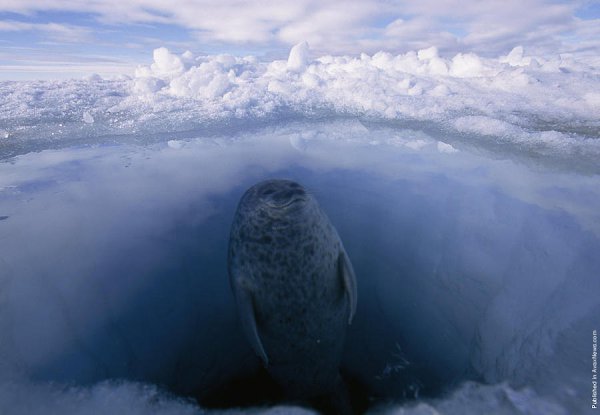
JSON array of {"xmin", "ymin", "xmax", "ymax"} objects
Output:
[
  {"xmin": 167, "ymin": 140, "xmax": 184, "ymax": 149},
  {"xmin": 82, "ymin": 111, "xmax": 94, "ymax": 124},
  {"xmin": 449, "ymin": 53, "xmax": 487, "ymax": 77},
  {"xmin": 149, "ymin": 47, "xmax": 186, "ymax": 77},
  {"xmin": 287, "ymin": 41, "xmax": 311, "ymax": 72},
  {"xmin": 377, "ymin": 382, "xmax": 569, "ymax": 415},
  {"xmin": 437, "ymin": 141, "xmax": 458, "ymax": 153},
  {"xmin": 500, "ymin": 46, "xmax": 532, "ymax": 67},
  {"xmin": 1, "ymin": 44, "xmax": 599, "ymax": 168},
  {"xmin": 0, "ymin": 379, "xmax": 317, "ymax": 415},
  {"xmin": 417, "ymin": 46, "xmax": 439, "ymax": 61}
]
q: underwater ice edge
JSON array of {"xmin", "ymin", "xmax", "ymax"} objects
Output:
[
  {"xmin": 0, "ymin": 43, "xmax": 599, "ymax": 170},
  {"xmin": 1, "ymin": 120, "xmax": 599, "ymax": 414}
]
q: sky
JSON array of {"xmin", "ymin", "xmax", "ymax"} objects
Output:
[{"xmin": 0, "ymin": 0, "xmax": 599, "ymax": 80}]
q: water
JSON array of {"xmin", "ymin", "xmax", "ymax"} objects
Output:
[{"xmin": 0, "ymin": 119, "xmax": 598, "ymax": 414}]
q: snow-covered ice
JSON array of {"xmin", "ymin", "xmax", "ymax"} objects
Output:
[{"xmin": 0, "ymin": 44, "xmax": 598, "ymax": 170}]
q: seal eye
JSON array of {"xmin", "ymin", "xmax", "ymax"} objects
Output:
[
  {"xmin": 259, "ymin": 182, "xmax": 306, "ymax": 208},
  {"xmin": 271, "ymin": 190, "xmax": 291, "ymax": 204}
]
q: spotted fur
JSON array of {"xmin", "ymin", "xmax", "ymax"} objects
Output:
[{"xmin": 228, "ymin": 179, "xmax": 356, "ymax": 399}]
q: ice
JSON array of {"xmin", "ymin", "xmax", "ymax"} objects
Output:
[
  {"xmin": 167, "ymin": 140, "xmax": 184, "ymax": 149},
  {"xmin": 0, "ymin": 120, "xmax": 598, "ymax": 414},
  {"xmin": 377, "ymin": 382, "xmax": 569, "ymax": 415},
  {"xmin": 417, "ymin": 46, "xmax": 439, "ymax": 61},
  {"xmin": 287, "ymin": 41, "xmax": 311, "ymax": 72},
  {"xmin": 82, "ymin": 111, "xmax": 94, "ymax": 124},
  {"xmin": 0, "ymin": 379, "xmax": 316, "ymax": 415},
  {"xmin": 585, "ymin": 92, "xmax": 600, "ymax": 108},
  {"xmin": 403, "ymin": 139, "xmax": 428, "ymax": 150},
  {"xmin": 0, "ymin": 380, "xmax": 201, "ymax": 415},
  {"xmin": 449, "ymin": 53, "xmax": 487, "ymax": 77},
  {"xmin": 1, "ymin": 44, "xmax": 599, "ymax": 169},
  {"xmin": 436, "ymin": 141, "xmax": 458, "ymax": 153},
  {"xmin": 150, "ymin": 47, "xmax": 186, "ymax": 77},
  {"xmin": 500, "ymin": 46, "xmax": 532, "ymax": 67},
  {"xmin": 453, "ymin": 116, "xmax": 517, "ymax": 137}
]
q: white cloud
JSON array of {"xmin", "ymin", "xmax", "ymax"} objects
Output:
[
  {"xmin": 0, "ymin": 20, "xmax": 93, "ymax": 43},
  {"xmin": 0, "ymin": 0, "xmax": 598, "ymax": 57}
]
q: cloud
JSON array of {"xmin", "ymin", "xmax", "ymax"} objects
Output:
[
  {"xmin": 0, "ymin": 0, "xmax": 598, "ymax": 57},
  {"xmin": 0, "ymin": 20, "xmax": 93, "ymax": 43}
]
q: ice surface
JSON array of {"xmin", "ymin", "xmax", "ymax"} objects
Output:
[
  {"xmin": 0, "ymin": 379, "xmax": 317, "ymax": 415},
  {"xmin": 0, "ymin": 120, "xmax": 598, "ymax": 414},
  {"xmin": 375, "ymin": 382, "xmax": 569, "ymax": 415},
  {"xmin": 0, "ymin": 45, "xmax": 599, "ymax": 170}
]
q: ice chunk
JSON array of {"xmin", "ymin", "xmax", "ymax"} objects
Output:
[
  {"xmin": 151, "ymin": 47, "xmax": 185, "ymax": 77},
  {"xmin": 404, "ymin": 139, "xmax": 428, "ymax": 150},
  {"xmin": 82, "ymin": 111, "xmax": 94, "ymax": 124},
  {"xmin": 287, "ymin": 41, "xmax": 310, "ymax": 72},
  {"xmin": 437, "ymin": 141, "xmax": 458, "ymax": 153},
  {"xmin": 428, "ymin": 57, "xmax": 449, "ymax": 75},
  {"xmin": 289, "ymin": 134, "xmax": 309, "ymax": 151},
  {"xmin": 181, "ymin": 50, "xmax": 194, "ymax": 65},
  {"xmin": 453, "ymin": 116, "xmax": 518, "ymax": 137},
  {"xmin": 167, "ymin": 140, "xmax": 183, "ymax": 149},
  {"xmin": 450, "ymin": 53, "xmax": 486, "ymax": 77},
  {"xmin": 584, "ymin": 92, "xmax": 600, "ymax": 108},
  {"xmin": 133, "ymin": 77, "xmax": 166, "ymax": 94},
  {"xmin": 417, "ymin": 46, "xmax": 439, "ymax": 61},
  {"xmin": 500, "ymin": 46, "xmax": 532, "ymax": 67},
  {"xmin": 428, "ymin": 84, "xmax": 450, "ymax": 96}
]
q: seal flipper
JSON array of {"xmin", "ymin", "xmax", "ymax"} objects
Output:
[
  {"xmin": 338, "ymin": 251, "xmax": 357, "ymax": 324},
  {"xmin": 233, "ymin": 278, "xmax": 269, "ymax": 366}
]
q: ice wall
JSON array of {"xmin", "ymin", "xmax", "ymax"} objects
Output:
[{"xmin": 1, "ymin": 121, "xmax": 598, "ymax": 413}]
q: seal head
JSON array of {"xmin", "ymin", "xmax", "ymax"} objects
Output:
[{"xmin": 228, "ymin": 179, "xmax": 357, "ymax": 400}]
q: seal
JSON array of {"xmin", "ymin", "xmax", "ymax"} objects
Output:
[{"xmin": 227, "ymin": 179, "xmax": 357, "ymax": 407}]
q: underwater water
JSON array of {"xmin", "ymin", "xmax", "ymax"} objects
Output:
[{"xmin": 0, "ymin": 118, "xmax": 598, "ymax": 414}]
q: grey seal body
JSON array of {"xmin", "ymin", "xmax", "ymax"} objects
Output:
[{"xmin": 228, "ymin": 179, "xmax": 357, "ymax": 400}]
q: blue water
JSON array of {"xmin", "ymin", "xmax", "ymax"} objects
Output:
[{"xmin": 0, "ymin": 120, "xmax": 598, "ymax": 414}]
